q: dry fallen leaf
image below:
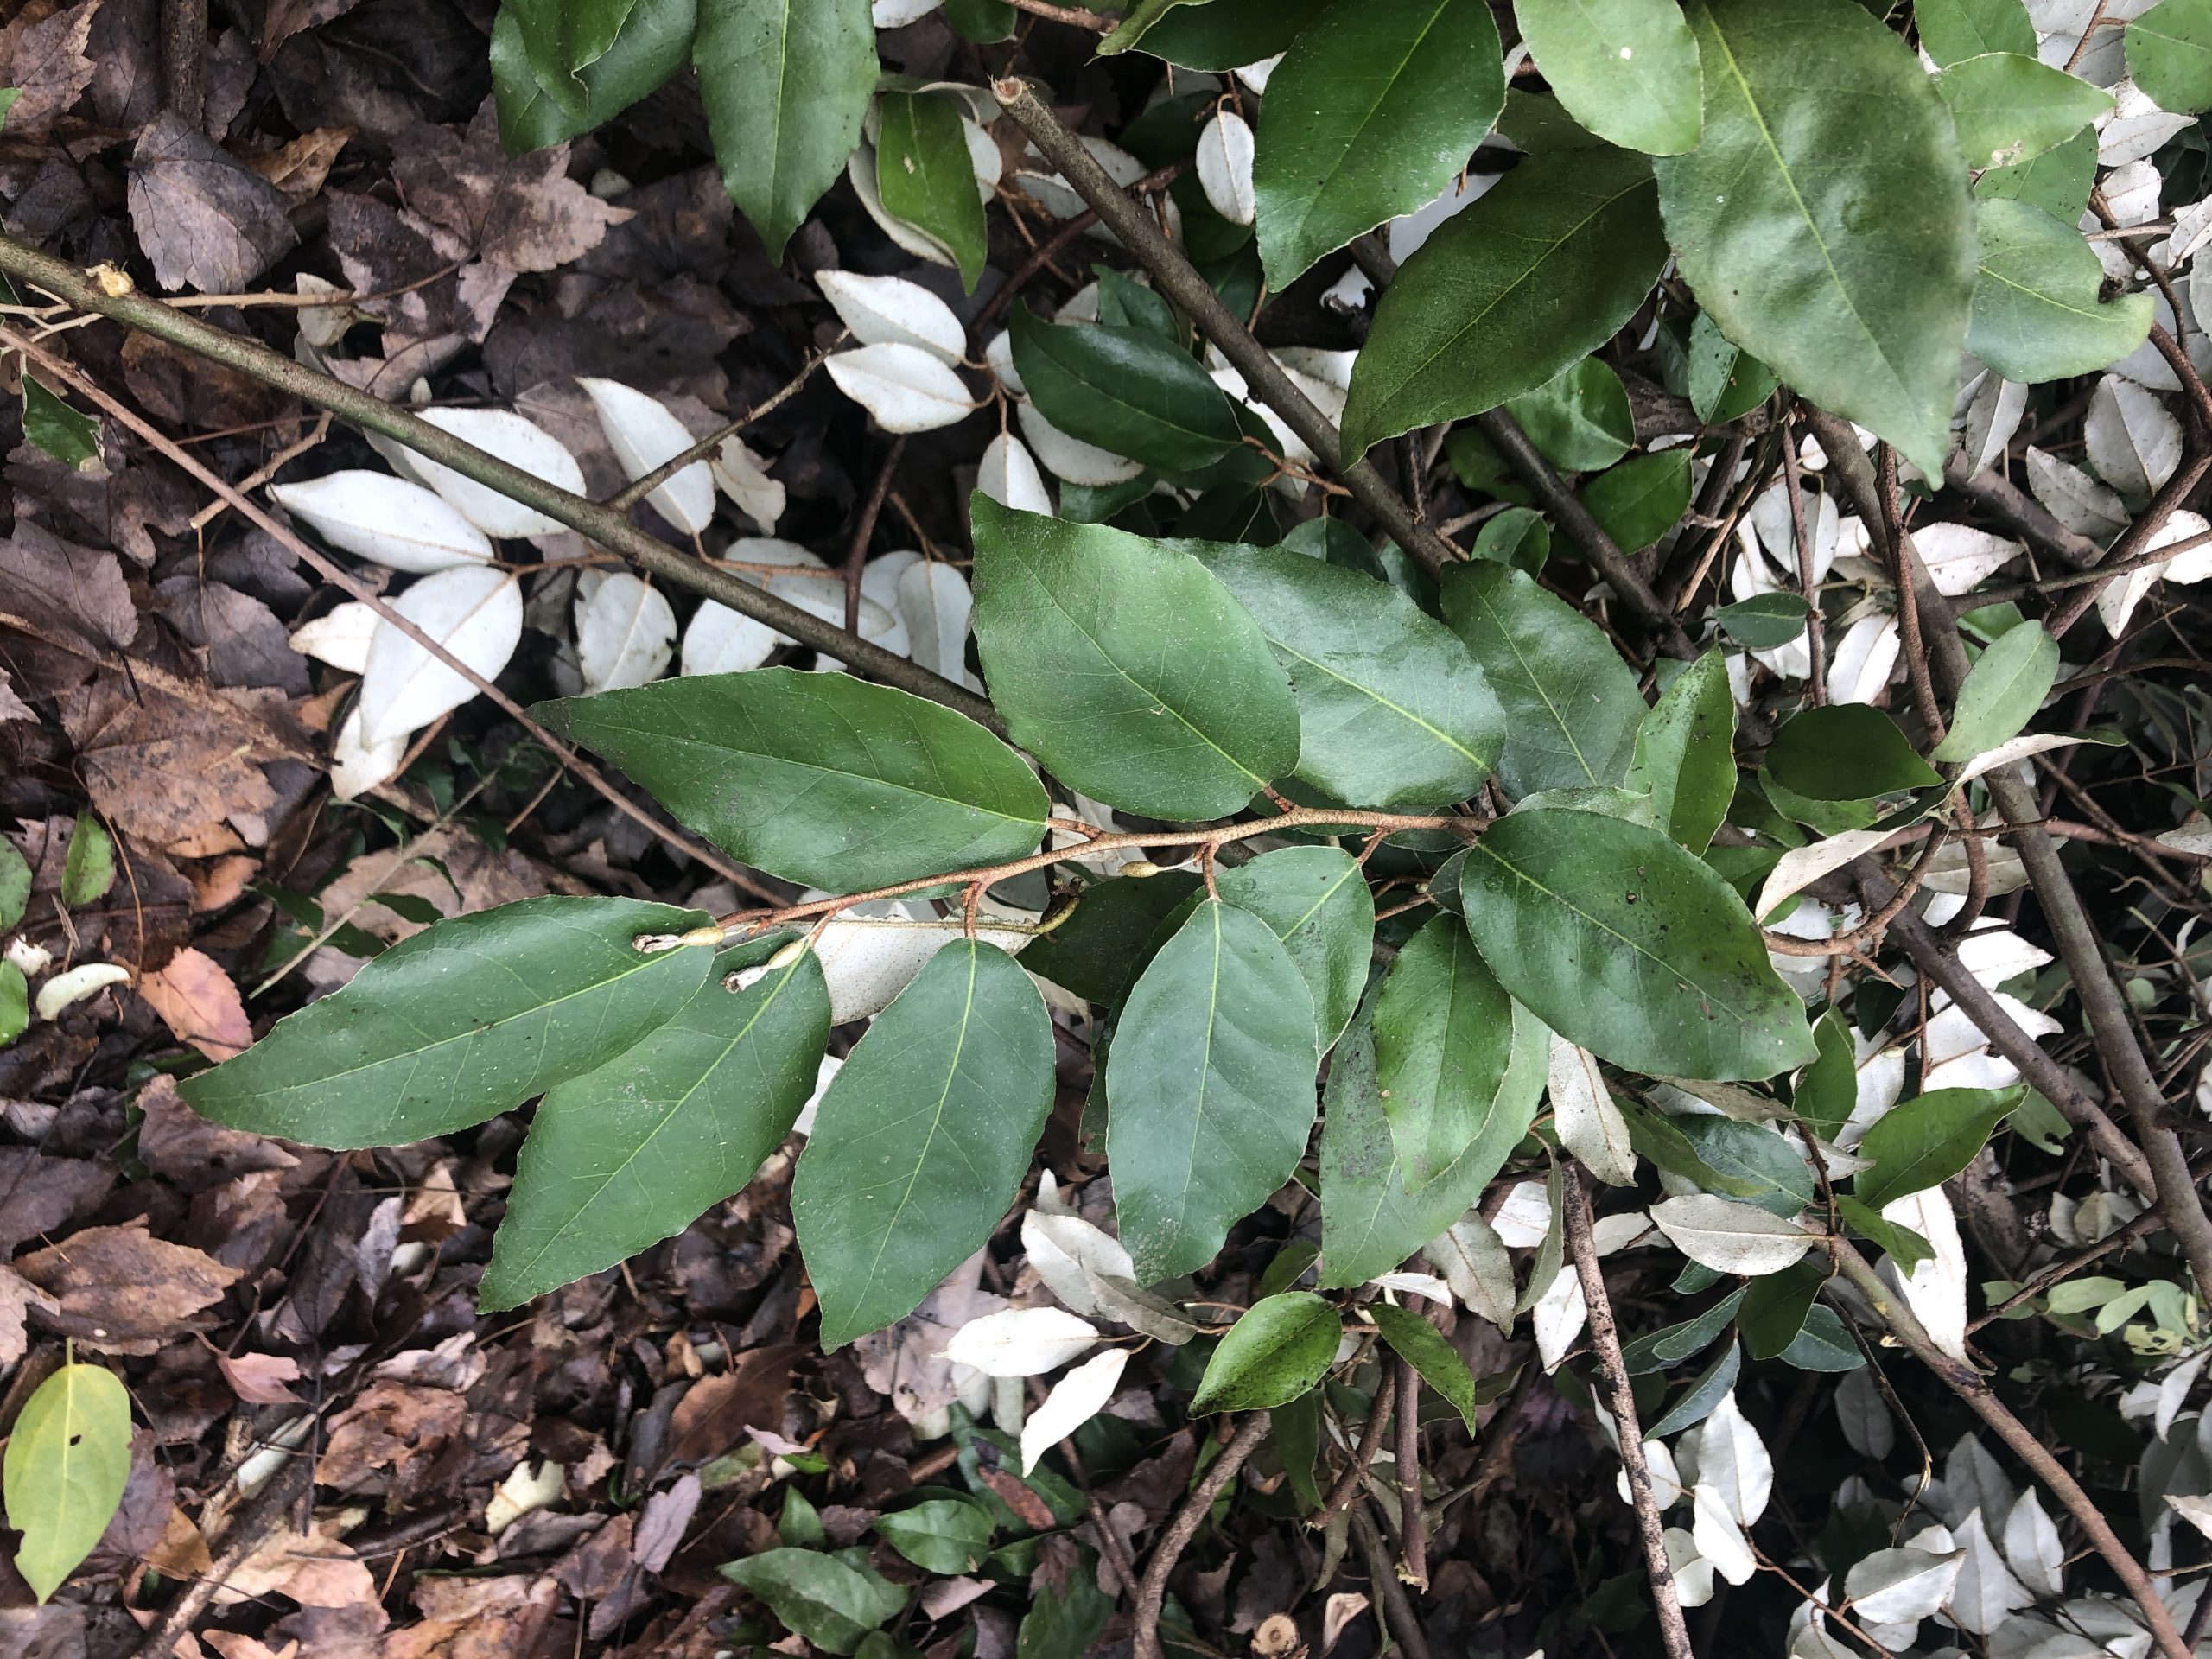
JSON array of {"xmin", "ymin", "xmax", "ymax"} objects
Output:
[
  {"xmin": 13, "ymin": 1218, "xmax": 243, "ymax": 1355},
  {"xmin": 0, "ymin": 0, "xmax": 99, "ymax": 140},
  {"xmin": 137, "ymin": 946, "xmax": 252, "ymax": 1060},
  {"xmin": 0, "ymin": 1265, "xmax": 61, "ymax": 1366},
  {"xmin": 126, "ymin": 113, "xmax": 300, "ymax": 294},
  {"xmin": 217, "ymin": 1350, "xmax": 305, "ymax": 1406}
]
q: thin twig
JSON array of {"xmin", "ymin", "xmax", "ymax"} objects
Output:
[
  {"xmin": 1392, "ymin": 1355, "xmax": 1427, "ymax": 1589},
  {"xmin": 603, "ymin": 346, "xmax": 835, "ymax": 513},
  {"xmin": 842, "ymin": 436, "xmax": 906, "ymax": 632},
  {"xmin": 1781, "ymin": 413, "xmax": 1828, "ymax": 702},
  {"xmin": 1320, "ymin": 1381, "xmax": 1396, "ymax": 1519},
  {"xmin": 1351, "ymin": 1503, "xmax": 1435, "ymax": 1659},
  {"xmin": 1132, "ymin": 1414, "xmax": 1272, "ymax": 1659},
  {"xmin": 1564, "ymin": 1161, "xmax": 1695, "ymax": 1659},
  {"xmin": 974, "ymin": 161, "xmax": 1190, "ymax": 331},
  {"xmin": 132, "ymin": 1454, "xmax": 314, "ymax": 1658},
  {"xmin": 1009, "ymin": 0, "xmax": 1111, "ymax": 28}
]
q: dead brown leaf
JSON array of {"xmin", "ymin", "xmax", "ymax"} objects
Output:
[
  {"xmin": 0, "ymin": 1145, "xmax": 117, "ymax": 1251},
  {"xmin": 665, "ymin": 1344, "xmax": 803, "ymax": 1468},
  {"xmin": 217, "ymin": 1527, "xmax": 381, "ymax": 1614},
  {"xmin": 0, "ymin": 0, "xmax": 99, "ymax": 139},
  {"xmin": 126, "ymin": 112, "xmax": 300, "ymax": 295},
  {"xmin": 0, "ymin": 1266, "xmax": 60, "ymax": 1366},
  {"xmin": 14, "ymin": 1217, "xmax": 242, "ymax": 1355},
  {"xmin": 203, "ymin": 1634, "xmax": 298, "ymax": 1659},
  {"xmin": 393, "ymin": 112, "xmax": 631, "ymax": 275},
  {"xmin": 249, "ymin": 126, "xmax": 355, "ymax": 200},
  {"xmin": 381, "ymin": 1574, "xmax": 557, "ymax": 1659},
  {"xmin": 58, "ymin": 669, "xmax": 301, "ymax": 853},
  {"xmin": 317, "ymin": 1380, "xmax": 467, "ymax": 1493},
  {"xmin": 137, "ymin": 945, "xmax": 252, "ymax": 1059},
  {"xmin": 138, "ymin": 1073, "xmax": 299, "ymax": 1193},
  {"xmin": 217, "ymin": 1349, "xmax": 304, "ymax": 1406}
]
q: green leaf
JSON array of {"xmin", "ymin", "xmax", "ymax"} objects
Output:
[
  {"xmin": 1766, "ymin": 705, "xmax": 1942, "ymax": 803},
  {"xmin": 943, "ymin": 0, "xmax": 1014, "ymax": 40},
  {"xmin": 1504, "ymin": 357, "xmax": 1636, "ymax": 474},
  {"xmin": 1440, "ymin": 565, "xmax": 1645, "ymax": 798},
  {"xmin": 0, "ymin": 962, "xmax": 24, "ymax": 1049},
  {"xmin": 60, "ymin": 816, "xmax": 112, "ymax": 906},
  {"xmin": 1511, "ymin": 0, "xmax": 1703, "ymax": 155},
  {"xmin": 1854, "ymin": 1085, "xmax": 2022, "ymax": 1211},
  {"xmin": 1714, "ymin": 592, "xmax": 1811, "ymax": 649},
  {"xmin": 0, "ymin": 88, "xmax": 18, "ymax": 130},
  {"xmin": 1675, "ymin": 1116, "xmax": 1815, "ymax": 1217},
  {"xmin": 1834, "ymin": 1194, "xmax": 1934, "ymax": 1272},
  {"xmin": 969, "ymin": 499, "xmax": 1300, "ymax": 821},
  {"xmin": 1095, "ymin": 0, "xmax": 1210, "ymax": 53},
  {"xmin": 1916, "ymin": 0, "xmax": 2035, "ymax": 66},
  {"xmin": 0, "ymin": 839, "xmax": 28, "ymax": 930},
  {"xmin": 1646, "ymin": 1337, "xmax": 1740, "ymax": 1436},
  {"xmin": 23, "ymin": 378, "xmax": 98, "ymax": 471},
  {"xmin": 1934, "ymin": 52, "xmax": 2112, "ymax": 170},
  {"xmin": 1272, "ymin": 1392, "xmax": 1324, "ymax": 1511},
  {"xmin": 1620, "ymin": 1287, "xmax": 1745, "ymax": 1373},
  {"xmin": 1373, "ymin": 915, "xmax": 1524, "ymax": 1191},
  {"xmin": 3, "ymin": 1363, "xmax": 132, "ymax": 1603},
  {"xmin": 491, "ymin": 0, "xmax": 694, "ymax": 149},
  {"xmin": 1974, "ymin": 125, "xmax": 2097, "ymax": 221},
  {"xmin": 1020, "ymin": 872, "xmax": 1205, "ymax": 1007},
  {"xmin": 481, "ymin": 942, "xmax": 831, "ymax": 1311},
  {"xmin": 1014, "ymin": 1555, "xmax": 1113, "ymax": 1658},
  {"xmin": 695, "ymin": 0, "xmax": 875, "ymax": 257},
  {"xmin": 1182, "ymin": 541, "xmax": 1501, "ymax": 807},
  {"xmin": 1792, "ymin": 1007, "xmax": 1857, "ymax": 1141},
  {"xmin": 1251, "ymin": 0, "xmax": 1506, "ymax": 286},
  {"xmin": 1627, "ymin": 651, "xmax": 1736, "ymax": 853},
  {"xmin": 876, "ymin": 91, "xmax": 988, "ymax": 293},
  {"xmin": 1095, "ymin": 270, "xmax": 1180, "ymax": 339},
  {"xmin": 1217, "ymin": 846, "xmax": 1376, "ymax": 1050},
  {"xmin": 2127, "ymin": 0, "xmax": 2212, "ymax": 112},
  {"xmin": 1780, "ymin": 1304, "xmax": 1863, "ymax": 1370},
  {"xmin": 1122, "ymin": 0, "xmax": 1330, "ymax": 66},
  {"xmin": 1458, "ymin": 808, "xmax": 1815, "ymax": 1080},
  {"xmin": 793, "ymin": 941, "xmax": 1053, "ymax": 1346},
  {"xmin": 1687, "ymin": 311, "xmax": 1778, "ymax": 423},
  {"xmin": 1968, "ymin": 199, "xmax": 2155, "ymax": 385},
  {"xmin": 1341, "ymin": 148, "xmax": 1668, "ymax": 458},
  {"xmin": 721, "ymin": 1548, "xmax": 906, "ymax": 1655},
  {"xmin": 1653, "ymin": 0, "xmax": 1976, "ymax": 474},
  {"xmin": 780, "ymin": 1488, "xmax": 827, "ymax": 1547},
  {"xmin": 183, "ymin": 897, "xmax": 711, "ymax": 1146},
  {"xmin": 875, "ymin": 1498, "xmax": 995, "ymax": 1573},
  {"xmin": 506, "ymin": 0, "xmax": 642, "ymax": 114},
  {"xmin": 1191, "ymin": 1291, "xmax": 1339, "ymax": 1411},
  {"xmin": 1582, "ymin": 449, "xmax": 1692, "ymax": 552},
  {"xmin": 1368, "ymin": 1302, "xmax": 1481, "ymax": 1432},
  {"xmin": 1008, "ymin": 304, "xmax": 1244, "ymax": 474},
  {"xmin": 539, "ymin": 669, "xmax": 1049, "ymax": 893},
  {"xmin": 1471, "ymin": 506, "xmax": 1551, "ymax": 573},
  {"xmin": 1930, "ymin": 619, "xmax": 2059, "ymax": 762},
  {"xmin": 1108, "ymin": 899, "xmax": 1319, "ymax": 1282},
  {"xmin": 1319, "ymin": 986, "xmax": 1547, "ymax": 1287}
]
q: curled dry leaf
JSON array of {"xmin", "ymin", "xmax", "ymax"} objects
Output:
[
  {"xmin": 34, "ymin": 962, "xmax": 131, "ymax": 1021},
  {"xmin": 580, "ymin": 377, "xmax": 717, "ymax": 536},
  {"xmin": 713, "ymin": 436, "xmax": 785, "ymax": 533},
  {"xmin": 270, "ymin": 472, "xmax": 494, "ymax": 575},
  {"xmin": 356, "ymin": 565, "xmax": 524, "ymax": 745}
]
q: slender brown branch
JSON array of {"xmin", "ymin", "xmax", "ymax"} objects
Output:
[
  {"xmin": 603, "ymin": 346, "xmax": 834, "ymax": 513},
  {"xmin": 2048, "ymin": 451, "xmax": 2212, "ymax": 639},
  {"xmin": 1320, "ymin": 1378, "xmax": 1396, "ymax": 1519},
  {"xmin": 1132, "ymin": 1414, "xmax": 1272, "ymax": 1659},
  {"xmin": 990, "ymin": 81, "xmax": 1461, "ymax": 579},
  {"xmin": 160, "ymin": 0, "xmax": 207, "ymax": 126},
  {"xmin": 0, "ymin": 324, "xmax": 782, "ymax": 902},
  {"xmin": 1781, "ymin": 414, "xmax": 1828, "ymax": 703},
  {"xmin": 1010, "ymin": 0, "xmax": 1111, "ymax": 28},
  {"xmin": 1351, "ymin": 1503, "xmax": 1435, "ymax": 1659},
  {"xmin": 1941, "ymin": 459, "xmax": 2103, "ymax": 570},
  {"xmin": 1564, "ymin": 1161, "xmax": 1695, "ymax": 1659},
  {"xmin": 0, "ymin": 233, "xmax": 997, "ymax": 728},
  {"xmin": 975, "ymin": 160, "xmax": 1191, "ymax": 331},
  {"xmin": 1393, "ymin": 1355, "xmax": 1428, "ymax": 1590},
  {"xmin": 1823, "ymin": 1236, "xmax": 2192, "ymax": 1659},
  {"xmin": 842, "ymin": 436, "xmax": 906, "ymax": 632}
]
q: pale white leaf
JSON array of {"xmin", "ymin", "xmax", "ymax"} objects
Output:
[
  {"xmin": 1023, "ymin": 1209, "xmax": 1135, "ymax": 1318},
  {"xmin": 1696, "ymin": 1393, "xmax": 1773, "ymax": 1527},
  {"xmin": 1650, "ymin": 1195, "xmax": 1815, "ymax": 1276},
  {"xmin": 1665, "ymin": 1527, "xmax": 1715, "ymax": 1608},
  {"xmin": 1881, "ymin": 1185, "xmax": 1969, "ymax": 1360},
  {"xmin": 1944, "ymin": 1435, "xmax": 2017, "ymax": 1531},
  {"xmin": 2084, "ymin": 374, "xmax": 2181, "ymax": 502},
  {"xmin": 1754, "ymin": 830, "xmax": 1891, "ymax": 922},
  {"xmin": 813, "ymin": 913, "xmax": 1035, "ymax": 1024},
  {"xmin": 289, "ymin": 601, "xmax": 380, "ymax": 674},
  {"xmin": 579, "ymin": 377, "xmax": 716, "ymax": 536},
  {"xmin": 1197, "ymin": 107, "xmax": 1256, "ymax": 226},
  {"xmin": 1845, "ymin": 1546, "xmax": 1962, "ymax": 1625},
  {"xmin": 861, "ymin": 549, "xmax": 923, "ymax": 615},
  {"xmin": 1491, "ymin": 1179, "xmax": 1554, "ymax": 1248},
  {"xmin": 1961, "ymin": 375, "xmax": 2027, "ymax": 475},
  {"xmin": 790, "ymin": 1054, "xmax": 842, "ymax": 1136},
  {"xmin": 1691, "ymin": 1483, "xmax": 1758, "ymax": 1586},
  {"xmin": 1955, "ymin": 927, "xmax": 2053, "ymax": 991},
  {"xmin": 270, "ymin": 471, "xmax": 493, "ymax": 574},
  {"xmin": 815, "ymin": 270, "xmax": 968, "ymax": 365},
  {"xmin": 825, "ymin": 344, "xmax": 976, "ymax": 433},
  {"xmin": 1369, "ymin": 1272, "xmax": 1452, "ymax": 1305},
  {"xmin": 944, "ymin": 1307, "xmax": 1101, "ymax": 1376},
  {"xmin": 1955, "ymin": 731, "xmax": 2096, "ymax": 782},
  {"xmin": 1912, "ymin": 523, "xmax": 2024, "ymax": 596},
  {"xmin": 712, "ymin": 437, "xmax": 785, "ymax": 533},
  {"xmin": 575, "ymin": 571, "xmax": 676, "ymax": 693},
  {"xmin": 1017, "ymin": 399, "xmax": 1146, "ymax": 486},
  {"xmin": 357, "ymin": 566, "xmax": 523, "ymax": 744},
  {"xmin": 2170, "ymin": 192, "xmax": 2212, "ymax": 264},
  {"xmin": 2099, "ymin": 79, "xmax": 2191, "ymax": 164},
  {"xmin": 1626, "ymin": 1438, "xmax": 1684, "ymax": 1510},
  {"xmin": 2002, "ymin": 1488, "xmax": 2064, "ymax": 1599},
  {"xmin": 1020, "ymin": 1347, "xmax": 1128, "ymax": 1473},
  {"xmin": 2157, "ymin": 819, "xmax": 2212, "ymax": 856},
  {"xmin": 977, "ymin": 432, "xmax": 1053, "ymax": 515},
  {"xmin": 1946, "ymin": 1508, "xmax": 2031, "ymax": 1634},
  {"xmin": 330, "ymin": 708, "xmax": 406, "ymax": 801},
  {"xmin": 2024, "ymin": 445, "xmax": 2129, "ymax": 540},
  {"xmin": 1425, "ymin": 1212, "xmax": 1516, "ymax": 1331},
  {"xmin": 1233, "ymin": 53, "xmax": 1282, "ymax": 93},
  {"xmin": 2103, "ymin": 156, "xmax": 2164, "ymax": 222},
  {"xmin": 1532, "ymin": 1263, "xmax": 1586, "ymax": 1372},
  {"xmin": 1833, "ymin": 1367, "xmax": 1896, "ymax": 1459},
  {"xmin": 873, "ymin": 0, "xmax": 943, "ymax": 27},
  {"xmin": 35, "ymin": 961, "xmax": 130, "ymax": 1020},
  {"xmin": 1549, "ymin": 1035, "xmax": 1637, "ymax": 1185},
  {"xmin": 983, "ymin": 329, "xmax": 1024, "ymax": 397},
  {"xmin": 2098, "ymin": 507, "xmax": 2210, "ymax": 635},
  {"xmin": 681, "ymin": 600, "xmax": 779, "ymax": 676},
  {"xmin": 898, "ymin": 560, "xmax": 976, "ymax": 689},
  {"xmin": 1824, "ymin": 613, "xmax": 1900, "ymax": 704},
  {"xmin": 399, "ymin": 408, "xmax": 584, "ymax": 539},
  {"xmin": 2170, "ymin": 1492, "xmax": 2212, "ymax": 1545}
]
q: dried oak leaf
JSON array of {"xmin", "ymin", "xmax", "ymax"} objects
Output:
[
  {"xmin": 126, "ymin": 112, "xmax": 299, "ymax": 295},
  {"xmin": 664, "ymin": 1344, "xmax": 803, "ymax": 1468},
  {"xmin": 215, "ymin": 1350, "xmax": 305, "ymax": 1405},
  {"xmin": 0, "ymin": 0, "xmax": 99, "ymax": 140},
  {"xmin": 137, "ymin": 946, "xmax": 252, "ymax": 1059},
  {"xmin": 316, "ymin": 1380, "xmax": 467, "ymax": 1493},
  {"xmin": 855, "ymin": 1249, "xmax": 1004, "ymax": 1424},
  {"xmin": 382, "ymin": 1574, "xmax": 558, "ymax": 1659},
  {"xmin": 394, "ymin": 111, "xmax": 630, "ymax": 274},
  {"xmin": 215, "ymin": 1526, "xmax": 380, "ymax": 1613},
  {"xmin": 14, "ymin": 1217, "xmax": 242, "ymax": 1355},
  {"xmin": 0, "ymin": 523, "xmax": 137, "ymax": 661},
  {"xmin": 58, "ymin": 670, "xmax": 302, "ymax": 852},
  {"xmin": 138, "ymin": 1074, "xmax": 299, "ymax": 1193},
  {"xmin": 248, "ymin": 126, "xmax": 355, "ymax": 200},
  {"xmin": 0, "ymin": 669, "xmax": 32, "ymax": 723}
]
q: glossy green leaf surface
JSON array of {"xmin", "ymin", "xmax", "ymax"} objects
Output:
[
  {"xmin": 1126, "ymin": 0, "xmax": 1331, "ymax": 66},
  {"xmin": 1252, "ymin": 0, "xmax": 1506, "ymax": 287},
  {"xmin": 1933, "ymin": 52, "xmax": 2111, "ymax": 170},
  {"xmin": 1714, "ymin": 593, "xmax": 1811, "ymax": 650},
  {"xmin": 1626, "ymin": 651, "xmax": 1736, "ymax": 853},
  {"xmin": 1792, "ymin": 1008, "xmax": 1857, "ymax": 1141},
  {"xmin": 875, "ymin": 1499, "xmax": 995, "ymax": 1573},
  {"xmin": 1974, "ymin": 124, "xmax": 2097, "ymax": 220},
  {"xmin": 0, "ymin": 839, "xmax": 27, "ymax": 931},
  {"xmin": 721, "ymin": 1548, "xmax": 905, "ymax": 1655},
  {"xmin": 2127, "ymin": 0, "xmax": 2212, "ymax": 112},
  {"xmin": 61, "ymin": 817, "xmax": 111, "ymax": 906},
  {"xmin": 1217, "ymin": 846, "xmax": 1376, "ymax": 1050},
  {"xmin": 1916, "ymin": 0, "xmax": 2035, "ymax": 65},
  {"xmin": 1511, "ymin": 0, "xmax": 1703, "ymax": 156},
  {"xmin": 3, "ymin": 1363, "xmax": 130, "ymax": 1604},
  {"xmin": 876, "ymin": 92, "xmax": 988, "ymax": 292},
  {"xmin": 1765, "ymin": 705, "xmax": 1941, "ymax": 803},
  {"xmin": 1458, "ymin": 808, "xmax": 1815, "ymax": 1079},
  {"xmin": 1020, "ymin": 872, "xmax": 1205, "ymax": 1007},
  {"xmin": 1107, "ymin": 900, "xmax": 1319, "ymax": 1283},
  {"xmin": 1654, "ymin": 0, "xmax": 1975, "ymax": 474},
  {"xmin": 1185, "ymin": 541, "xmax": 1500, "ymax": 806},
  {"xmin": 540, "ymin": 669, "xmax": 1049, "ymax": 893},
  {"xmin": 1008, "ymin": 305, "xmax": 1243, "ymax": 474},
  {"xmin": 491, "ymin": 0, "xmax": 694, "ymax": 148},
  {"xmin": 1582, "ymin": 449, "xmax": 1692, "ymax": 551},
  {"xmin": 1369, "ymin": 1301, "xmax": 1482, "ymax": 1432},
  {"xmin": 183, "ymin": 897, "xmax": 711, "ymax": 1147},
  {"xmin": 1374, "ymin": 914, "xmax": 1522, "ymax": 1191},
  {"xmin": 482, "ymin": 943, "xmax": 831, "ymax": 1311},
  {"xmin": 0, "ymin": 962, "xmax": 23, "ymax": 1049},
  {"xmin": 1191, "ymin": 1292, "xmax": 1339, "ymax": 1411},
  {"xmin": 1930, "ymin": 619, "xmax": 2059, "ymax": 762},
  {"xmin": 1968, "ymin": 200, "xmax": 2154, "ymax": 385},
  {"xmin": 695, "ymin": 0, "xmax": 876, "ymax": 257},
  {"xmin": 23, "ymin": 378, "xmax": 98, "ymax": 471},
  {"xmin": 1504, "ymin": 357, "xmax": 1636, "ymax": 473},
  {"xmin": 793, "ymin": 941, "xmax": 1053, "ymax": 1346},
  {"xmin": 1341, "ymin": 148, "xmax": 1668, "ymax": 457},
  {"xmin": 1854, "ymin": 1086, "xmax": 2023, "ymax": 1211},
  {"xmin": 1440, "ymin": 564, "xmax": 1645, "ymax": 798},
  {"xmin": 969, "ymin": 499, "xmax": 1300, "ymax": 821},
  {"xmin": 506, "ymin": 0, "xmax": 641, "ymax": 113}
]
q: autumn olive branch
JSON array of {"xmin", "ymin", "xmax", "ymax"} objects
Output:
[
  {"xmin": 1821, "ymin": 1235, "xmax": 2194, "ymax": 1659},
  {"xmin": 0, "ymin": 232, "xmax": 999, "ymax": 730}
]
